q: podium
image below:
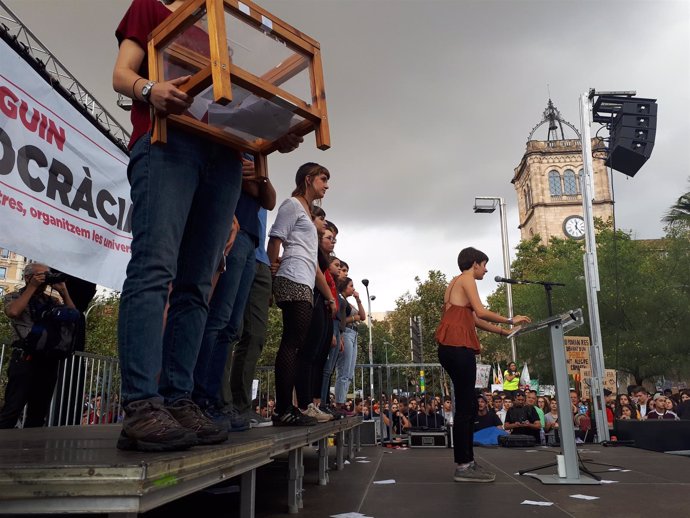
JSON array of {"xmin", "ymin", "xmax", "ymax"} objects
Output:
[{"xmin": 508, "ymin": 309, "xmax": 600, "ymax": 485}]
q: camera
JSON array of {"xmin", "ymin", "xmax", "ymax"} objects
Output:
[{"xmin": 44, "ymin": 272, "xmax": 67, "ymax": 285}]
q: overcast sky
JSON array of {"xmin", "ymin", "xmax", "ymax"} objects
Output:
[{"xmin": 4, "ymin": 0, "xmax": 689, "ymax": 311}]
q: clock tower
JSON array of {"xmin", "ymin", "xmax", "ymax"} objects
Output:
[{"xmin": 512, "ymin": 100, "xmax": 614, "ymax": 243}]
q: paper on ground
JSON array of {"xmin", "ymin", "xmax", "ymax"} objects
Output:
[
  {"xmin": 600, "ymin": 479, "xmax": 619, "ymax": 484},
  {"xmin": 521, "ymin": 500, "xmax": 553, "ymax": 506},
  {"xmin": 344, "ymin": 460, "xmax": 351, "ymax": 465},
  {"xmin": 608, "ymin": 468, "xmax": 621, "ymax": 471},
  {"xmin": 357, "ymin": 460, "xmax": 371, "ymax": 463},
  {"xmin": 356, "ymin": 456, "xmax": 368, "ymax": 459},
  {"xmin": 373, "ymin": 479, "xmax": 396, "ymax": 485},
  {"xmin": 570, "ymin": 494, "xmax": 599, "ymax": 500},
  {"xmin": 330, "ymin": 513, "xmax": 374, "ymax": 518}
]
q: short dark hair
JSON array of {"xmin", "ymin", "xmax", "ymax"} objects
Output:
[
  {"xmin": 311, "ymin": 205, "xmax": 326, "ymax": 219},
  {"xmin": 339, "ymin": 260, "xmax": 349, "ymax": 270},
  {"xmin": 515, "ymin": 390, "xmax": 526, "ymax": 398},
  {"xmin": 325, "ymin": 220, "xmax": 338, "ymax": 235},
  {"xmin": 457, "ymin": 247, "xmax": 489, "ymax": 271},
  {"xmin": 337, "ymin": 276, "xmax": 353, "ymax": 292}
]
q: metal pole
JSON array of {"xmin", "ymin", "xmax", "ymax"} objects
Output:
[
  {"xmin": 498, "ymin": 198, "xmax": 517, "ymax": 362},
  {"xmin": 364, "ymin": 285, "xmax": 374, "ymax": 400},
  {"xmin": 578, "ymin": 92, "xmax": 610, "ymax": 442}
]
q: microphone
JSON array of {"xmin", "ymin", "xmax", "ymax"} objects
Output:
[{"xmin": 494, "ymin": 276, "xmax": 523, "ymax": 285}]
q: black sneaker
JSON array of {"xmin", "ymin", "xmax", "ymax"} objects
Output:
[
  {"xmin": 117, "ymin": 399, "xmax": 197, "ymax": 452},
  {"xmin": 321, "ymin": 405, "xmax": 345, "ymax": 420},
  {"xmin": 272, "ymin": 405, "xmax": 318, "ymax": 426},
  {"xmin": 167, "ymin": 399, "xmax": 229, "ymax": 445}
]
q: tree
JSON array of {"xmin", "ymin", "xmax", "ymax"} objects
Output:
[
  {"xmin": 662, "ymin": 181, "xmax": 690, "ymax": 229},
  {"xmin": 84, "ymin": 295, "xmax": 120, "ymax": 357}
]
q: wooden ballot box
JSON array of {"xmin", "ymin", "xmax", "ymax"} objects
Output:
[{"xmin": 147, "ymin": 0, "xmax": 330, "ymax": 176}]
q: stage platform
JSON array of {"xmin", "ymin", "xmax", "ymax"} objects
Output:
[
  {"xmin": 149, "ymin": 442, "xmax": 689, "ymax": 518},
  {"xmin": 0, "ymin": 417, "xmax": 362, "ymax": 517}
]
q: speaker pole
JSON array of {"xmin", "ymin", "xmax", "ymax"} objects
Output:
[{"xmin": 578, "ymin": 91, "xmax": 610, "ymax": 443}]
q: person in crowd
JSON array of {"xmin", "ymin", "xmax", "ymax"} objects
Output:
[
  {"xmin": 435, "ymin": 247, "xmax": 530, "ymax": 483},
  {"xmin": 474, "ymin": 395, "xmax": 503, "ymax": 432},
  {"xmin": 318, "ymin": 256, "xmax": 345, "ymax": 415},
  {"xmin": 0, "ymin": 264, "xmax": 77, "ymax": 428},
  {"xmin": 632, "ymin": 387, "xmax": 651, "ymax": 419},
  {"xmin": 268, "ymin": 163, "xmax": 333, "ymax": 425},
  {"xmin": 408, "ymin": 398, "xmax": 420, "ymax": 419},
  {"xmin": 383, "ymin": 402, "xmax": 410, "ymax": 433},
  {"xmin": 544, "ymin": 398, "xmax": 560, "ymax": 433},
  {"xmin": 441, "ymin": 396, "xmax": 454, "ymax": 424},
  {"xmin": 676, "ymin": 390, "xmax": 690, "ymax": 419},
  {"xmin": 112, "ymin": 0, "xmax": 302, "ymax": 452},
  {"xmin": 526, "ymin": 390, "xmax": 546, "ymax": 444},
  {"xmin": 493, "ymin": 396, "xmax": 507, "ymax": 424},
  {"xmin": 615, "ymin": 393, "xmax": 638, "ymax": 419},
  {"xmin": 664, "ymin": 395, "xmax": 678, "ymax": 414},
  {"xmin": 603, "ymin": 389, "xmax": 616, "ymax": 429},
  {"xmin": 193, "ymin": 157, "xmax": 276, "ymax": 432},
  {"xmin": 502, "ymin": 362, "xmax": 519, "ymax": 397},
  {"xmin": 614, "ymin": 403, "xmax": 637, "ymax": 420},
  {"xmin": 504, "ymin": 390, "xmax": 541, "ymax": 443},
  {"xmin": 645, "ymin": 394, "xmax": 679, "ymax": 420},
  {"xmin": 410, "ymin": 397, "xmax": 446, "ymax": 429},
  {"xmin": 333, "ymin": 277, "xmax": 366, "ymax": 411}
]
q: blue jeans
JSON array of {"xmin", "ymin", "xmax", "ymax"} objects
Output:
[
  {"xmin": 320, "ymin": 326, "xmax": 340, "ymax": 403},
  {"xmin": 193, "ymin": 230, "xmax": 257, "ymax": 408},
  {"xmin": 117, "ymin": 129, "xmax": 242, "ymax": 405},
  {"xmin": 335, "ymin": 327, "xmax": 358, "ymax": 404}
]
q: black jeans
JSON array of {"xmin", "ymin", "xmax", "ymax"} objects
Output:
[
  {"xmin": 438, "ymin": 344, "xmax": 477, "ymax": 464},
  {"xmin": 0, "ymin": 349, "xmax": 60, "ymax": 428}
]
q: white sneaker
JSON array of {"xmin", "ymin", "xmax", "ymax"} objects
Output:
[{"xmin": 304, "ymin": 403, "xmax": 333, "ymax": 423}]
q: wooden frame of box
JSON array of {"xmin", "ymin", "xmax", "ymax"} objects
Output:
[{"xmin": 147, "ymin": 0, "xmax": 330, "ymax": 176}]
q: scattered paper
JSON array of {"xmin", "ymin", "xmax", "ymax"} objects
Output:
[
  {"xmin": 357, "ymin": 460, "xmax": 371, "ymax": 463},
  {"xmin": 356, "ymin": 456, "xmax": 368, "ymax": 459},
  {"xmin": 600, "ymin": 479, "xmax": 619, "ymax": 484},
  {"xmin": 607, "ymin": 468, "xmax": 621, "ymax": 471},
  {"xmin": 621, "ymin": 469, "xmax": 631, "ymax": 472},
  {"xmin": 570, "ymin": 494, "xmax": 599, "ymax": 500},
  {"xmin": 344, "ymin": 460, "xmax": 350, "ymax": 465},
  {"xmin": 521, "ymin": 500, "xmax": 553, "ymax": 506},
  {"xmin": 373, "ymin": 479, "xmax": 396, "ymax": 485},
  {"xmin": 524, "ymin": 449, "xmax": 538, "ymax": 453},
  {"xmin": 330, "ymin": 513, "xmax": 374, "ymax": 518}
]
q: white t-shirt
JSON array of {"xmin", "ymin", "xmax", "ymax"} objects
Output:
[{"xmin": 268, "ymin": 197, "xmax": 318, "ymax": 288}]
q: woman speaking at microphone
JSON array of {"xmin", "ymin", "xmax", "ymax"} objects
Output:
[{"xmin": 436, "ymin": 247, "xmax": 530, "ymax": 482}]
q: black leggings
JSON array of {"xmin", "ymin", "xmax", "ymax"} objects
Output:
[
  {"xmin": 438, "ymin": 344, "xmax": 477, "ymax": 464},
  {"xmin": 274, "ymin": 300, "xmax": 313, "ymax": 415}
]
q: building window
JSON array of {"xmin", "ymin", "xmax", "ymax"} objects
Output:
[
  {"xmin": 0, "ymin": 248, "xmax": 8, "ymax": 258},
  {"xmin": 524, "ymin": 184, "xmax": 533, "ymax": 210},
  {"xmin": 563, "ymin": 169, "xmax": 578, "ymax": 195},
  {"xmin": 548, "ymin": 170, "xmax": 562, "ymax": 196},
  {"xmin": 0, "ymin": 267, "xmax": 6, "ymax": 279}
]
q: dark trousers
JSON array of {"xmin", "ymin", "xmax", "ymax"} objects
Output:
[
  {"xmin": 0, "ymin": 350, "xmax": 60, "ymax": 428},
  {"xmin": 438, "ymin": 344, "xmax": 477, "ymax": 464}
]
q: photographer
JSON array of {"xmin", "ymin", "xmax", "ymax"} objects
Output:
[{"xmin": 0, "ymin": 263, "xmax": 77, "ymax": 428}]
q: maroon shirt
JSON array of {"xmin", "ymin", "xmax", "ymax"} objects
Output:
[{"xmin": 116, "ymin": 0, "xmax": 173, "ymax": 149}]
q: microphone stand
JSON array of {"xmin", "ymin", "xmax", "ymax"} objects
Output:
[{"xmin": 512, "ymin": 278, "xmax": 566, "ymax": 317}]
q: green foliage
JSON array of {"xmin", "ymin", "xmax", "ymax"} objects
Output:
[
  {"xmin": 258, "ymin": 305, "xmax": 283, "ymax": 366},
  {"xmin": 84, "ymin": 295, "xmax": 120, "ymax": 357}
]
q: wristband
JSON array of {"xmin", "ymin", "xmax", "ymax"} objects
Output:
[
  {"xmin": 507, "ymin": 317, "xmax": 514, "ymax": 325},
  {"xmin": 328, "ymin": 299, "xmax": 336, "ymax": 305}
]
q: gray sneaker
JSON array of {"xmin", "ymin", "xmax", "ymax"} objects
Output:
[
  {"xmin": 453, "ymin": 461, "xmax": 496, "ymax": 483},
  {"xmin": 239, "ymin": 409, "xmax": 273, "ymax": 428}
]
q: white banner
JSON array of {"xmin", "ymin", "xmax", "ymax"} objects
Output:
[
  {"xmin": 0, "ymin": 37, "xmax": 131, "ymax": 290},
  {"xmin": 475, "ymin": 363, "xmax": 491, "ymax": 388}
]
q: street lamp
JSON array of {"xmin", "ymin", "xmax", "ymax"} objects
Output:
[
  {"xmin": 473, "ymin": 196, "xmax": 517, "ymax": 363},
  {"xmin": 361, "ymin": 279, "xmax": 375, "ymax": 400}
]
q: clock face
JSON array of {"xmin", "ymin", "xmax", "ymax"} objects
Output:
[{"xmin": 563, "ymin": 216, "xmax": 585, "ymax": 239}]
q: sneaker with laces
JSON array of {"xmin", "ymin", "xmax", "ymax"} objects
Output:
[
  {"xmin": 117, "ymin": 399, "xmax": 197, "ymax": 452},
  {"xmin": 238, "ymin": 409, "xmax": 273, "ymax": 428},
  {"xmin": 321, "ymin": 405, "xmax": 345, "ymax": 420},
  {"xmin": 167, "ymin": 399, "xmax": 228, "ymax": 445},
  {"xmin": 272, "ymin": 405, "xmax": 318, "ymax": 426},
  {"xmin": 304, "ymin": 403, "xmax": 333, "ymax": 422},
  {"xmin": 453, "ymin": 461, "xmax": 496, "ymax": 483},
  {"xmin": 215, "ymin": 405, "xmax": 250, "ymax": 432}
]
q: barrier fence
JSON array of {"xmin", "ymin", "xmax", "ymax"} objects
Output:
[{"xmin": 0, "ymin": 343, "xmax": 451, "ymax": 435}]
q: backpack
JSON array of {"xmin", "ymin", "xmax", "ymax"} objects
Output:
[{"xmin": 15, "ymin": 298, "xmax": 81, "ymax": 360}]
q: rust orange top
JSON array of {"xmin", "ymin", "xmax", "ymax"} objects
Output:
[{"xmin": 435, "ymin": 303, "xmax": 481, "ymax": 354}]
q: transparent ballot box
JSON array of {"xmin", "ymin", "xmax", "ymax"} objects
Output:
[{"xmin": 147, "ymin": 0, "xmax": 330, "ymax": 176}]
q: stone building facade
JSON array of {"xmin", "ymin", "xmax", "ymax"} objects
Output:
[
  {"xmin": 512, "ymin": 137, "xmax": 613, "ymax": 243},
  {"xmin": 0, "ymin": 249, "xmax": 28, "ymax": 297}
]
